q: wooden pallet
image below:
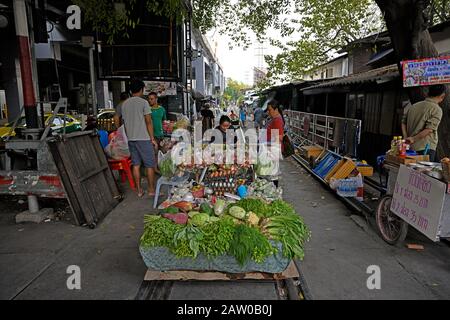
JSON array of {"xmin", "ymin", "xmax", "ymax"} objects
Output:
[{"xmin": 144, "ymin": 261, "xmax": 300, "ymax": 281}]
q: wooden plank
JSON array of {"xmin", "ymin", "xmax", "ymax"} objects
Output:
[
  {"xmin": 78, "ymin": 165, "xmax": 109, "ymax": 182},
  {"xmin": 144, "ymin": 261, "xmax": 299, "ymax": 281},
  {"xmin": 91, "ymin": 134, "xmax": 121, "ymax": 198},
  {"xmin": 47, "ymin": 141, "xmax": 85, "ymax": 225},
  {"xmin": 54, "ymin": 140, "xmax": 97, "ymax": 225}
]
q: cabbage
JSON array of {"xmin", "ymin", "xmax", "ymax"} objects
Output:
[
  {"xmin": 228, "ymin": 206, "xmax": 247, "ymax": 220},
  {"xmin": 190, "ymin": 213, "xmax": 210, "ymax": 226},
  {"xmin": 214, "ymin": 199, "xmax": 226, "ymax": 216}
]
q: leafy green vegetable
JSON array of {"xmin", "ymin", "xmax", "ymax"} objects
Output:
[
  {"xmin": 173, "ymin": 225, "xmax": 204, "ymax": 258},
  {"xmin": 200, "ymin": 203, "xmax": 214, "ymax": 216},
  {"xmin": 140, "ymin": 215, "xmax": 182, "ymax": 249},
  {"xmin": 199, "ymin": 219, "xmax": 235, "ymax": 258},
  {"xmin": 159, "ymin": 154, "xmax": 175, "ymax": 177},
  {"xmin": 214, "ymin": 199, "xmax": 227, "ymax": 216},
  {"xmin": 268, "ymin": 200, "xmax": 297, "ymax": 217},
  {"xmin": 190, "ymin": 213, "xmax": 210, "ymax": 227},
  {"xmin": 228, "ymin": 206, "xmax": 247, "ymax": 220},
  {"xmin": 232, "ymin": 198, "xmax": 270, "ymax": 217},
  {"xmin": 229, "ymin": 224, "xmax": 277, "ymax": 266},
  {"xmin": 163, "ymin": 207, "xmax": 179, "ymax": 214},
  {"xmin": 261, "ymin": 214, "xmax": 310, "ymax": 260}
]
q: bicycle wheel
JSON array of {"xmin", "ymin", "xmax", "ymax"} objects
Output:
[{"xmin": 375, "ymin": 195, "xmax": 409, "ymax": 245}]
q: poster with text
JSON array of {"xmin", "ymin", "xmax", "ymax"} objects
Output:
[
  {"xmin": 402, "ymin": 56, "xmax": 450, "ymax": 87},
  {"xmin": 390, "ymin": 165, "xmax": 446, "ymax": 241}
]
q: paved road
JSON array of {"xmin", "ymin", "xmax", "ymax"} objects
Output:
[{"xmin": 1, "ymin": 160, "xmax": 449, "ymax": 300}]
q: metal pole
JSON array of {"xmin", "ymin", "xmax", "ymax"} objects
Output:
[
  {"xmin": 13, "ymin": 0, "xmax": 38, "ymax": 128},
  {"xmin": 89, "ymin": 47, "xmax": 98, "ymax": 116}
]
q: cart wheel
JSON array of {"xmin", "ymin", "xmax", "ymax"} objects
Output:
[{"xmin": 375, "ymin": 195, "xmax": 408, "ymax": 245}]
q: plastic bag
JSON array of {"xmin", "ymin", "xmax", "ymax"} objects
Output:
[
  {"xmin": 158, "ymin": 151, "xmax": 176, "ymax": 177},
  {"xmin": 104, "ymin": 125, "xmax": 130, "ymax": 160},
  {"xmin": 255, "ymin": 144, "xmax": 280, "ymax": 177},
  {"xmin": 332, "ymin": 174, "xmax": 363, "ymax": 200}
]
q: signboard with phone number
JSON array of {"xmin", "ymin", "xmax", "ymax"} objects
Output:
[
  {"xmin": 402, "ymin": 56, "xmax": 450, "ymax": 87},
  {"xmin": 390, "ymin": 165, "xmax": 446, "ymax": 241}
]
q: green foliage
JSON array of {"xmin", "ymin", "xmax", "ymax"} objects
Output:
[
  {"xmin": 73, "ymin": 0, "xmax": 186, "ymax": 44},
  {"xmin": 199, "ymin": 218, "xmax": 235, "ymax": 258},
  {"xmin": 222, "ymin": 78, "xmax": 249, "ymax": 104},
  {"xmin": 231, "ymin": 198, "xmax": 271, "ymax": 218},
  {"xmin": 229, "ymin": 224, "xmax": 277, "ymax": 265}
]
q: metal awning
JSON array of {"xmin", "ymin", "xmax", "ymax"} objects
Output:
[
  {"xmin": 302, "ymin": 64, "xmax": 400, "ymax": 93},
  {"xmin": 365, "ymin": 48, "xmax": 394, "ymax": 66}
]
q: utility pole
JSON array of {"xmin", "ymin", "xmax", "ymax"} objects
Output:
[{"xmin": 13, "ymin": 0, "xmax": 38, "ymax": 128}]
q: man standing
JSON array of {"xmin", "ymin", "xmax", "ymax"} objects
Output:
[
  {"xmin": 147, "ymin": 92, "xmax": 167, "ymax": 144},
  {"xmin": 200, "ymin": 103, "xmax": 215, "ymax": 133},
  {"xmin": 254, "ymin": 106, "xmax": 264, "ymax": 130},
  {"xmin": 403, "ymin": 84, "xmax": 445, "ymax": 162},
  {"xmin": 114, "ymin": 80, "xmax": 157, "ymax": 197}
]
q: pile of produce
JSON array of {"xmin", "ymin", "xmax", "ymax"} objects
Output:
[
  {"xmin": 159, "ymin": 153, "xmax": 176, "ymax": 178},
  {"xmin": 205, "ymin": 164, "xmax": 252, "ymax": 196},
  {"xmin": 247, "ymin": 179, "xmax": 283, "ymax": 201},
  {"xmin": 140, "ymin": 198, "xmax": 310, "ymax": 265}
]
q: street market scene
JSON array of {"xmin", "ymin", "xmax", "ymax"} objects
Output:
[{"xmin": 0, "ymin": 0, "xmax": 450, "ymax": 304}]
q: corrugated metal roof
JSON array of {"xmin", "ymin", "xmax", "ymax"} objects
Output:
[{"xmin": 302, "ymin": 64, "xmax": 400, "ymax": 91}]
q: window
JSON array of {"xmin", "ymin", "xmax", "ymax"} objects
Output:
[{"xmin": 326, "ymin": 68, "xmax": 334, "ymax": 78}]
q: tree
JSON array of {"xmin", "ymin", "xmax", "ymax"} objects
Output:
[
  {"xmin": 223, "ymin": 79, "xmax": 250, "ymax": 105},
  {"xmin": 75, "ymin": 0, "xmax": 449, "ymax": 156},
  {"xmin": 375, "ymin": 0, "xmax": 449, "ymax": 157}
]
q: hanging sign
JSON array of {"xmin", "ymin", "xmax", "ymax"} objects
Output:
[
  {"xmin": 402, "ymin": 56, "xmax": 450, "ymax": 87},
  {"xmin": 144, "ymin": 81, "xmax": 177, "ymax": 96}
]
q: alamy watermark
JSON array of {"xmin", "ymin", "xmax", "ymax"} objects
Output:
[
  {"xmin": 366, "ymin": 265, "xmax": 381, "ymax": 290},
  {"xmin": 168, "ymin": 123, "xmax": 283, "ymax": 167},
  {"xmin": 66, "ymin": 265, "xmax": 81, "ymax": 290}
]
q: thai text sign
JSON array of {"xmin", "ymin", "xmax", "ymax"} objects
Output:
[
  {"xmin": 402, "ymin": 56, "xmax": 450, "ymax": 87},
  {"xmin": 390, "ymin": 165, "xmax": 446, "ymax": 241}
]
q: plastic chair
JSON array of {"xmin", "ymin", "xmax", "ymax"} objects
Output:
[
  {"xmin": 153, "ymin": 174, "xmax": 190, "ymax": 209},
  {"xmin": 108, "ymin": 157, "xmax": 136, "ymax": 190}
]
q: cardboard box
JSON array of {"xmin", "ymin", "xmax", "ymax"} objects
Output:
[
  {"xmin": 300, "ymin": 145, "xmax": 323, "ymax": 159},
  {"xmin": 386, "ymin": 154, "xmax": 430, "ymax": 165}
]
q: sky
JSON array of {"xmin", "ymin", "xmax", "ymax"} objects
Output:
[{"xmin": 206, "ymin": 29, "xmax": 285, "ymax": 87}]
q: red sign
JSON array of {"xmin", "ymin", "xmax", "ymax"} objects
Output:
[{"xmin": 402, "ymin": 56, "xmax": 450, "ymax": 87}]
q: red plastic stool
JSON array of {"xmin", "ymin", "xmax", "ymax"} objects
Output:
[{"xmin": 108, "ymin": 158, "xmax": 136, "ymax": 190}]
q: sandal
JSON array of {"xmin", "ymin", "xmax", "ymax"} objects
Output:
[{"xmin": 137, "ymin": 189, "xmax": 145, "ymax": 198}]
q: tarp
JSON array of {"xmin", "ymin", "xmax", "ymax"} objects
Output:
[{"xmin": 139, "ymin": 241, "xmax": 290, "ymax": 274}]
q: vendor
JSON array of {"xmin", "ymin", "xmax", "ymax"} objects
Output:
[
  {"xmin": 209, "ymin": 115, "xmax": 237, "ymax": 145},
  {"xmin": 403, "ymin": 84, "xmax": 445, "ymax": 162},
  {"xmin": 265, "ymin": 99, "xmax": 284, "ymax": 152}
]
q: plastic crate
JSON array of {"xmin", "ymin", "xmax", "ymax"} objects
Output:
[
  {"xmin": 357, "ymin": 165, "xmax": 374, "ymax": 177},
  {"xmin": 325, "ymin": 159, "xmax": 345, "ymax": 182},
  {"xmin": 332, "ymin": 158, "xmax": 356, "ymax": 179}
]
